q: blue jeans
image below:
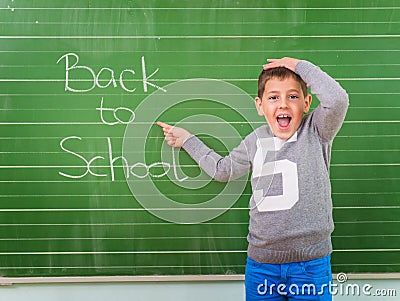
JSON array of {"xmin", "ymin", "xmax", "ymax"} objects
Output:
[{"xmin": 245, "ymin": 255, "xmax": 332, "ymax": 300}]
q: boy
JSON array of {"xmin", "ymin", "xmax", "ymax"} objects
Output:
[{"xmin": 157, "ymin": 57, "xmax": 349, "ymax": 300}]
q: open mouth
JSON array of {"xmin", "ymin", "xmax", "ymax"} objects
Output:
[{"xmin": 276, "ymin": 114, "xmax": 292, "ymax": 130}]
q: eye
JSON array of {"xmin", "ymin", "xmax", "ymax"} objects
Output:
[
  {"xmin": 288, "ymin": 94, "xmax": 299, "ymax": 100},
  {"xmin": 268, "ymin": 95, "xmax": 278, "ymax": 102}
]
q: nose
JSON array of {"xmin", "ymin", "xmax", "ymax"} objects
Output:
[{"xmin": 278, "ymin": 97, "xmax": 288, "ymax": 109}]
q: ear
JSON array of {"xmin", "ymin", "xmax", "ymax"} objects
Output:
[
  {"xmin": 254, "ymin": 97, "xmax": 264, "ymax": 116},
  {"xmin": 303, "ymin": 94, "xmax": 312, "ymax": 114}
]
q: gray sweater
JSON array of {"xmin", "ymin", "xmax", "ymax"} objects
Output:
[{"xmin": 182, "ymin": 61, "xmax": 349, "ymax": 264}]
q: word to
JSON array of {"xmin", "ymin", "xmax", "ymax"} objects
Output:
[{"xmin": 96, "ymin": 97, "xmax": 135, "ymax": 125}]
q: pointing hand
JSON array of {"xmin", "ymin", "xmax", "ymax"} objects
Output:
[{"xmin": 157, "ymin": 122, "xmax": 191, "ymax": 148}]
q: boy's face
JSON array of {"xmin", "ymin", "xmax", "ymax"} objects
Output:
[{"xmin": 255, "ymin": 76, "xmax": 312, "ymax": 140}]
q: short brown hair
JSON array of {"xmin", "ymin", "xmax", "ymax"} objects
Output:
[{"xmin": 257, "ymin": 67, "xmax": 308, "ymax": 98}]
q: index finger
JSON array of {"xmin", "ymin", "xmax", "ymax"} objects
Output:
[{"xmin": 156, "ymin": 121, "xmax": 172, "ymax": 130}]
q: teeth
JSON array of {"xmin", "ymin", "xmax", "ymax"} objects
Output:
[{"xmin": 277, "ymin": 115, "xmax": 289, "ymax": 118}]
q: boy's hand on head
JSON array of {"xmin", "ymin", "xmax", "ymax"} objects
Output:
[
  {"xmin": 263, "ymin": 57, "xmax": 300, "ymax": 73},
  {"xmin": 157, "ymin": 122, "xmax": 191, "ymax": 148}
]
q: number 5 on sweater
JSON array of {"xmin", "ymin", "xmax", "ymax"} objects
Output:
[{"xmin": 252, "ymin": 134, "xmax": 299, "ymax": 212}]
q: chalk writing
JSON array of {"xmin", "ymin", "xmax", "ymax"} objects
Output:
[
  {"xmin": 59, "ymin": 136, "xmax": 183, "ymax": 182},
  {"xmin": 56, "ymin": 52, "xmax": 166, "ymax": 93},
  {"xmin": 57, "ymin": 52, "xmax": 172, "ymax": 183},
  {"xmin": 96, "ymin": 97, "xmax": 136, "ymax": 125}
]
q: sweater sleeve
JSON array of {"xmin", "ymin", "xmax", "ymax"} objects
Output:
[
  {"xmin": 296, "ymin": 60, "xmax": 349, "ymax": 142},
  {"xmin": 181, "ymin": 134, "xmax": 252, "ymax": 182}
]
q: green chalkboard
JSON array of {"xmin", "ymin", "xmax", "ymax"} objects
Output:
[{"xmin": 0, "ymin": 0, "xmax": 399, "ymax": 278}]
